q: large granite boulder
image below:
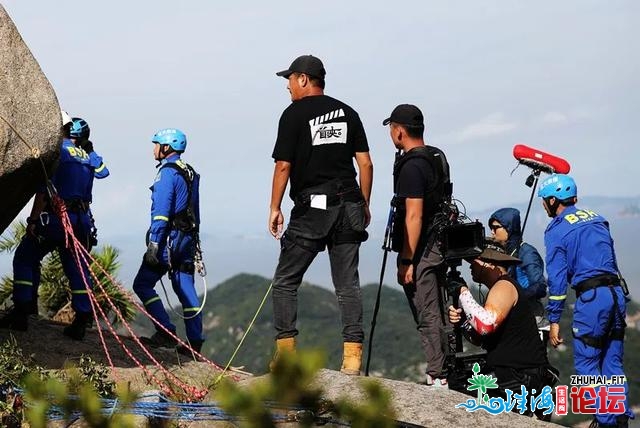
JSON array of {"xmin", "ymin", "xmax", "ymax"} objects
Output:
[{"xmin": 0, "ymin": 4, "xmax": 61, "ymax": 235}]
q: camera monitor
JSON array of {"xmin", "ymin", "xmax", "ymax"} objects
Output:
[{"xmin": 441, "ymin": 221, "xmax": 485, "ymax": 262}]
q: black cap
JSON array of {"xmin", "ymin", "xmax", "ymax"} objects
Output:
[
  {"xmin": 276, "ymin": 55, "xmax": 326, "ymax": 79},
  {"xmin": 382, "ymin": 104, "xmax": 424, "ymax": 127}
]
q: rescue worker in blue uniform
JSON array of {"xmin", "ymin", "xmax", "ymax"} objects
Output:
[
  {"xmin": 70, "ymin": 116, "xmax": 109, "ymax": 183},
  {"xmin": 69, "ymin": 116, "xmax": 109, "ymax": 251},
  {"xmin": 133, "ymin": 128, "xmax": 204, "ymax": 356},
  {"xmin": 0, "ymin": 111, "xmax": 97, "ymax": 340},
  {"xmin": 539, "ymin": 174, "xmax": 634, "ymax": 427}
]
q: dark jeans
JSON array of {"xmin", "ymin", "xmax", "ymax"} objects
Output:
[
  {"xmin": 272, "ymin": 199, "xmax": 366, "ymax": 343},
  {"xmin": 402, "ymin": 243, "xmax": 447, "ymax": 378}
]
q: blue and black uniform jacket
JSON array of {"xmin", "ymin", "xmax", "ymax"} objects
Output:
[
  {"xmin": 148, "ymin": 153, "xmax": 200, "ymax": 245},
  {"xmin": 544, "ymin": 205, "xmax": 619, "ymax": 323}
]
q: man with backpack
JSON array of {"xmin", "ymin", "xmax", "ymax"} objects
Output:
[
  {"xmin": 383, "ymin": 104, "xmax": 450, "ymax": 386},
  {"xmin": 132, "ymin": 128, "xmax": 204, "ymax": 356}
]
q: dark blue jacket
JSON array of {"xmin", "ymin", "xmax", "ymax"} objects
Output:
[{"xmin": 489, "ymin": 208, "xmax": 547, "ymax": 300}]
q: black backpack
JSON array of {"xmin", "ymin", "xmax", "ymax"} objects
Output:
[
  {"xmin": 160, "ymin": 161, "xmax": 200, "ymax": 234},
  {"xmin": 391, "ymin": 145, "xmax": 452, "ymax": 252}
]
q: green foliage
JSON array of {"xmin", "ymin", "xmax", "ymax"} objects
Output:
[
  {"xmin": 0, "ymin": 221, "xmax": 135, "ymax": 325},
  {"xmin": 1, "ymin": 338, "xmax": 135, "ymax": 427},
  {"xmin": 215, "ymin": 350, "xmax": 396, "ymax": 428},
  {"xmin": 22, "ymin": 373, "xmax": 138, "ymax": 428},
  {"xmin": 0, "ymin": 221, "xmax": 24, "ymax": 254},
  {"xmin": 0, "ymin": 335, "xmax": 49, "ymax": 385},
  {"xmin": 0, "ymin": 222, "xmax": 25, "ymax": 306},
  {"xmin": 62, "ymin": 355, "xmax": 116, "ymax": 398}
]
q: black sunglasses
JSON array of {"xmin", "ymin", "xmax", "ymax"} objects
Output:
[{"xmin": 489, "ymin": 224, "xmax": 504, "ymax": 231}]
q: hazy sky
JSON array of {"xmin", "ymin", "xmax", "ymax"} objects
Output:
[{"xmin": 2, "ymin": 1, "xmax": 638, "ymax": 286}]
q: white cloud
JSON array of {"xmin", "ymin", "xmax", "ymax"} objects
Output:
[
  {"xmin": 537, "ymin": 106, "xmax": 605, "ymax": 128},
  {"xmin": 456, "ymin": 113, "xmax": 519, "ymax": 142},
  {"xmin": 541, "ymin": 111, "xmax": 569, "ymax": 125}
]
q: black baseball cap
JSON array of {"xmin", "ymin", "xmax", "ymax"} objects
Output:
[
  {"xmin": 382, "ymin": 104, "xmax": 424, "ymax": 127},
  {"xmin": 276, "ymin": 55, "xmax": 326, "ymax": 79}
]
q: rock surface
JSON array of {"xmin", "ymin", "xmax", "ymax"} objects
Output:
[
  {"xmin": 0, "ymin": 4, "xmax": 61, "ymax": 234},
  {"xmin": 313, "ymin": 368, "xmax": 558, "ymax": 427}
]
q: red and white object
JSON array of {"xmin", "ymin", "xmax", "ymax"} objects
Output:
[{"xmin": 513, "ymin": 144, "xmax": 570, "ymax": 174}]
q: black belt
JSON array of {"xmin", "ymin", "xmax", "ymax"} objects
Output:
[
  {"xmin": 574, "ymin": 274, "xmax": 620, "ymax": 298},
  {"xmin": 573, "ymin": 273, "xmax": 627, "ymax": 348},
  {"xmin": 574, "ymin": 330, "xmax": 625, "ymax": 348},
  {"xmin": 294, "ymin": 179, "xmax": 362, "ymax": 208}
]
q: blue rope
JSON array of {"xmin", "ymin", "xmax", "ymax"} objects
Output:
[
  {"xmin": 37, "ymin": 392, "xmax": 327, "ymax": 422},
  {"xmin": 11, "ymin": 388, "xmax": 349, "ymax": 424}
]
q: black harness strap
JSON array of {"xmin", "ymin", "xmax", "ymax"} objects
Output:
[
  {"xmin": 160, "ymin": 161, "xmax": 199, "ymax": 233},
  {"xmin": 573, "ymin": 274, "xmax": 626, "ymax": 348}
]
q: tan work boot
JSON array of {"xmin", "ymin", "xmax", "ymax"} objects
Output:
[
  {"xmin": 269, "ymin": 337, "xmax": 296, "ymax": 372},
  {"xmin": 340, "ymin": 342, "xmax": 362, "ymax": 375}
]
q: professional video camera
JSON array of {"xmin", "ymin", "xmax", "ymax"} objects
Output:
[{"xmin": 429, "ymin": 201, "xmax": 489, "ymax": 394}]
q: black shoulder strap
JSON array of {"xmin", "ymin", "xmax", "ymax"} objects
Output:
[
  {"xmin": 425, "ymin": 146, "xmax": 450, "ymax": 185},
  {"xmin": 160, "ymin": 161, "xmax": 195, "ymax": 184},
  {"xmin": 393, "ymin": 146, "xmax": 451, "ymax": 197},
  {"xmin": 160, "ymin": 161, "xmax": 197, "ymax": 203}
]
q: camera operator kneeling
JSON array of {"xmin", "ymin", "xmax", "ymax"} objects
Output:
[{"xmin": 449, "ymin": 242, "xmax": 558, "ymax": 419}]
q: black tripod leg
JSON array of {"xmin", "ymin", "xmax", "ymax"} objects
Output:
[{"xmin": 364, "ymin": 249, "xmax": 389, "ymax": 376}]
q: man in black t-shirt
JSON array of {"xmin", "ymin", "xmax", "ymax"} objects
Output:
[
  {"xmin": 383, "ymin": 104, "xmax": 449, "ymax": 386},
  {"xmin": 268, "ymin": 55, "xmax": 373, "ymax": 375}
]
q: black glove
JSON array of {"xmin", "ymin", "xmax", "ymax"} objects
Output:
[
  {"xmin": 80, "ymin": 139, "xmax": 94, "ymax": 154},
  {"xmin": 143, "ymin": 242, "xmax": 161, "ymax": 267}
]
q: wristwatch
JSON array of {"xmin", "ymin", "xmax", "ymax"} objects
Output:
[{"xmin": 400, "ymin": 258, "xmax": 413, "ymax": 266}]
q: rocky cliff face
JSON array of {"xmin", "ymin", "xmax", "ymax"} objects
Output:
[{"xmin": 0, "ymin": 5, "xmax": 61, "ymax": 234}]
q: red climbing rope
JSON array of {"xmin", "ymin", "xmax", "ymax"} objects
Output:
[{"xmin": 49, "ymin": 193, "xmax": 238, "ymax": 401}]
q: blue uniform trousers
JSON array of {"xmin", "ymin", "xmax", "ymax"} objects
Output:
[
  {"xmin": 132, "ymin": 232, "xmax": 203, "ymax": 342},
  {"xmin": 573, "ymin": 285, "xmax": 633, "ymax": 425},
  {"xmin": 13, "ymin": 212, "xmax": 93, "ymax": 314}
]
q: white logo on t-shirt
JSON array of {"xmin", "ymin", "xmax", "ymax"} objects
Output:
[
  {"xmin": 310, "ymin": 122, "xmax": 348, "ymax": 146},
  {"xmin": 309, "ymin": 108, "xmax": 347, "ymax": 146}
]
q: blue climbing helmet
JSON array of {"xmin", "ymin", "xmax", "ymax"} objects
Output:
[
  {"xmin": 70, "ymin": 117, "xmax": 90, "ymax": 139},
  {"xmin": 538, "ymin": 174, "xmax": 577, "ymax": 200},
  {"xmin": 151, "ymin": 128, "xmax": 187, "ymax": 152}
]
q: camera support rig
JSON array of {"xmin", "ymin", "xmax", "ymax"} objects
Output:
[
  {"xmin": 440, "ymin": 260, "xmax": 488, "ymax": 393},
  {"xmin": 437, "ymin": 222, "xmax": 488, "ymax": 394}
]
